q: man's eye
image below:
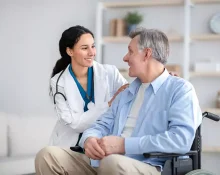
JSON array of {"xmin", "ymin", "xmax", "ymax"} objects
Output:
[
  {"xmin": 82, "ymin": 48, "xmax": 87, "ymax": 50},
  {"xmin": 92, "ymin": 45, "xmax": 95, "ymax": 48}
]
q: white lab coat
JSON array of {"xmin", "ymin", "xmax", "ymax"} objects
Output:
[{"xmin": 49, "ymin": 61, "xmax": 127, "ymax": 147}]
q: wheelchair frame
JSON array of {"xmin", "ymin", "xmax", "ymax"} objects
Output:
[{"xmin": 143, "ymin": 112, "xmax": 220, "ymax": 175}]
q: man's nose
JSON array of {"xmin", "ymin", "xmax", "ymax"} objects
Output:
[{"xmin": 123, "ymin": 54, "xmax": 128, "ymax": 62}]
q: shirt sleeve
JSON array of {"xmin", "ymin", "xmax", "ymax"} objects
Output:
[
  {"xmin": 79, "ymin": 92, "xmax": 122, "ymax": 148},
  {"xmin": 125, "ymin": 84, "xmax": 202, "ymax": 155}
]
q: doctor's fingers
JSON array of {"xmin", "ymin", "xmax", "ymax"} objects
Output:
[
  {"xmin": 110, "ymin": 84, "xmax": 129, "ymax": 104},
  {"xmin": 116, "ymin": 83, "xmax": 129, "ymax": 94}
]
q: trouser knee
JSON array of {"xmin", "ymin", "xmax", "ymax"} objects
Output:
[
  {"xmin": 35, "ymin": 146, "xmax": 57, "ymax": 169},
  {"xmin": 99, "ymin": 154, "xmax": 123, "ymax": 174}
]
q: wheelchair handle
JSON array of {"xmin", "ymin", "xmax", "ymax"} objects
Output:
[{"xmin": 203, "ymin": 112, "xmax": 220, "ymax": 121}]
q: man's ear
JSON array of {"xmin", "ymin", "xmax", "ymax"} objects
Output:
[
  {"xmin": 143, "ymin": 48, "xmax": 152, "ymax": 61},
  {"xmin": 66, "ymin": 47, "xmax": 73, "ymax": 57}
]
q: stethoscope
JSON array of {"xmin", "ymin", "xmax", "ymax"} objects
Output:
[
  {"xmin": 53, "ymin": 69, "xmax": 66, "ymax": 104},
  {"xmin": 53, "ymin": 68, "xmax": 94, "ymax": 107}
]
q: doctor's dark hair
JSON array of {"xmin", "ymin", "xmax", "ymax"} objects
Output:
[{"xmin": 51, "ymin": 25, "xmax": 94, "ymax": 78}]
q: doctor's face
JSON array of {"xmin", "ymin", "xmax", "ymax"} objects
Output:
[
  {"xmin": 123, "ymin": 36, "xmax": 146, "ymax": 77},
  {"xmin": 68, "ymin": 33, "xmax": 96, "ymax": 67}
]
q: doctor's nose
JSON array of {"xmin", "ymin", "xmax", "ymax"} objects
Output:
[{"xmin": 88, "ymin": 48, "xmax": 95, "ymax": 56}]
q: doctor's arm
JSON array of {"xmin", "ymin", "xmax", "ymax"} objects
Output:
[
  {"xmin": 51, "ymin": 79, "xmax": 110, "ymax": 133},
  {"xmin": 51, "ymin": 66, "xmax": 127, "ymax": 133},
  {"xmin": 124, "ymin": 84, "xmax": 202, "ymax": 155}
]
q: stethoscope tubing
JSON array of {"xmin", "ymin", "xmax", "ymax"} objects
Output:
[{"xmin": 53, "ymin": 69, "xmax": 66, "ymax": 104}]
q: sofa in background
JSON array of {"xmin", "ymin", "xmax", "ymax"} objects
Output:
[{"xmin": 0, "ymin": 112, "xmax": 56, "ymax": 175}]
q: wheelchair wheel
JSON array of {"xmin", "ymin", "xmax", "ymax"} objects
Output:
[{"xmin": 185, "ymin": 169, "xmax": 215, "ymax": 175}]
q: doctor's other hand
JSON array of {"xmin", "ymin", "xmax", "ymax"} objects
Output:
[
  {"xmin": 98, "ymin": 136, "xmax": 125, "ymax": 156},
  {"xmin": 108, "ymin": 83, "xmax": 129, "ymax": 107},
  {"xmin": 84, "ymin": 137, "xmax": 105, "ymax": 160}
]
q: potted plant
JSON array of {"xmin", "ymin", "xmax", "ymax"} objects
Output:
[{"xmin": 124, "ymin": 11, "xmax": 143, "ymax": 34}]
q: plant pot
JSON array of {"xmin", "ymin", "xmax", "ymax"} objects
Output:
[{"xmin": 127, "ymin": 24, "xmax": 137, "ymax": 34}]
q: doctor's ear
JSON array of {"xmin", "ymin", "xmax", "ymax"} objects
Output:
[{"xmin": 66, "ymin": 47, "xmax": 74, "ymax": 57}]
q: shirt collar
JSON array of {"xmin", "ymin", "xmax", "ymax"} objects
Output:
[
  {"xmin": 151, "ymin": 68, "xmax": 170, "ymax": 94},
  {"xmin": 127, "ymin": 78, "xmax": 142, "ymax": 95},
  {"xmin": 128, "ymin": 68, "xmax": 170, "ymax": 95}
]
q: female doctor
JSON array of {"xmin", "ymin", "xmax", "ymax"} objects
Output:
[{"xmin": 49, "ymin": 25, "xmax": 128, "ymax": 147}]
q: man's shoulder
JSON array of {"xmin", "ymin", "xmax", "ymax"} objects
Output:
[
  {"xmin": 167, "ymin": 76, "xmax": 193, "ymax": 89},
  {"xmin": 165, "ymin": 76, "xmax": 194, "ymax": 96}
]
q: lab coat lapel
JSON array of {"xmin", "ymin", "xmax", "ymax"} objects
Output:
[
  {"xmin": 63, "ymin": 66, "xmax": 84, "ymax": 113},
  {"xmin": 93, "ymin": 61, "xmax": 108, "ymax": 105}
]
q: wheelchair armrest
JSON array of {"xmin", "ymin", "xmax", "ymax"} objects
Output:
[
  {"xmin": 143, "ymin": 150, "xmax": 198, "ymax": 158},
  {"xmin": 70, "ymin": 146, "xmax": 84, "ymax": 153},
  {"xmin": 203, "ymin": 112, "xmax": 220, "ymax": 121}
]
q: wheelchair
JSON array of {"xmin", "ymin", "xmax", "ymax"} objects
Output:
[
  {"xmin": 71, "ymin": 112, "xmax": 220, "ymax": 175},
  {"xmin": 143, "ymin": 111, "xmax": 220, "ymax": 175}
]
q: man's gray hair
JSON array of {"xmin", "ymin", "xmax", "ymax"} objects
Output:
[{"xmin": 129, "ymin": 28, "xmax": 169, "ymax": 64}]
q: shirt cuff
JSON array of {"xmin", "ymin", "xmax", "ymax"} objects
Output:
[{"xmin": 125, "ymin": 137, "xmax": 141, "ymax": 154}]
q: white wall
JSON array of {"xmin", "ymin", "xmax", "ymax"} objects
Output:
[{"xmin": 0, "ymin": 0, "xmax": 97, "ymax": 115}]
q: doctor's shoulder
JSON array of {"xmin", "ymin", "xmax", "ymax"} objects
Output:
[
  {"xmin": 101, "ymin": 64, "xmax": 127, "ymax": 82},
  {"xmin": 101, "ymin": 64, "xmax": 119, "ymax": 74},
  {"xmin": 50, "ymin": 71, "xmax": 65, "ymax": 90}
]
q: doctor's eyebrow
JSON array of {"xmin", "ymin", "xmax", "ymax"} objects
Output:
[{"xmin": 80, "ymin": 43, "xmax": 95, "ymax": 47}]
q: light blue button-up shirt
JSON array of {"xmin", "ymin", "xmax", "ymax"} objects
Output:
[{"xmin": 79, "ymin": 69, "xmax": 202, "ymax": 168}]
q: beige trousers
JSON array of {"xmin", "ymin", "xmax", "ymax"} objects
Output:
[{"xmin": 35, "ymin": 146, "xmax": 161, "ymax": 175}]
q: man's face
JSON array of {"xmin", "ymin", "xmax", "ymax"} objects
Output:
[{"xmin": 123, "ymin": 36, "xmax": 146, "ymax": 77}]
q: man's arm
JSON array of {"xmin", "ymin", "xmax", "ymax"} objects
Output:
[
  {"xmin": 79, "ymin": 93, "xmax": 122, "ymax": 148},
  {"xmin": 125, "ymin": 83, "xmax": 202, "ymax": 155}
]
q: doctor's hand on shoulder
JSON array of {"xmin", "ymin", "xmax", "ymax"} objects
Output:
[{"xmin": 108, "ymin": 83, "xmax": 129, "ymax": 107}]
